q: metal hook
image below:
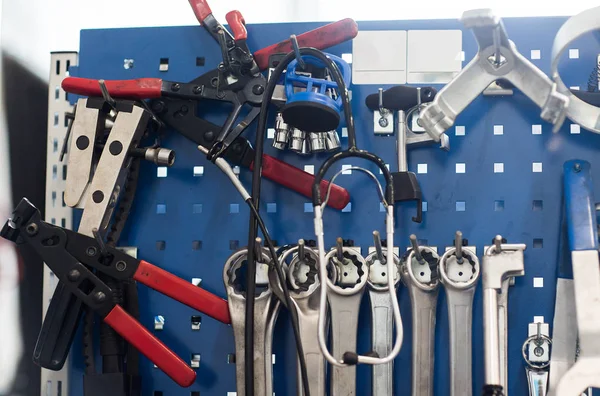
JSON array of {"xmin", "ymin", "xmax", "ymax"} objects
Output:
[
  {"xmin": 455, "ymin": 230, "xmax": 464, "ymax": 264},
  {"xmin": 297, "ymin": 238, "xmax": 306, "ymax": 261},
  {"xmin": 492, "ymin": 26, "xmax": 502, "ymax": 66},
  {"xmin": 409, "ymin": 234, "xmax": 425, "ymax": 264},
  {"xmin": 98, "ymin": 80, "xmax": 117, "ymax": 111},
  {"xmin": 373, "ymin": 230, "xmax": 386, "ymax": 264},
  {"xmin": 335, "ymin": 237, "xmax": 344, "ymax": 263},
  {"xmin": 494, "ymin": 235, "xmax": 503, "ymax": 253},
  {"xmin": 92, "ymin": 227, "xmax": 108, "ymax": 255},
  {"xmin": 289, "ymin": 34, "xmax": 306, "ymax": 70}
]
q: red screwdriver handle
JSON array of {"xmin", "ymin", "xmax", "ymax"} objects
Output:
[
  {"xmin": 225, "ymin": 10, "xmax": 247, "ymax": 41},
  {"xmin": 251, "ymin": 154, "xmax": 351, "ymax": 210},
  {"xmin": 104, "ymin": 305, "xmax": 196, "ymax": 387},
  {"xmin": 188, "ymin": 0, "xmax": 213, "ymax": 23},
  {"xmin": 62, "ymin": 77, "xmax": 163, "ymax": 100},
  {"xmin": 133, "ymin": 260, "xmax": 231, "ymax": 324},
  {"xmin": 253, "ymin": 18, "xmax": 359, "ymax": 71}
]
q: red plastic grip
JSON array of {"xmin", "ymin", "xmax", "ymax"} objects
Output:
[
  {"xmin": 133, "ymin": 260, "xmax": 231, "ymax": 324},
  {"xmin": 225, "ymin": 10, "xmax": 247, "ymax": 41},
  {"xmin": 61, "ymin": 77, "xmax": 163, "ymax": 100},
  {"xmin": 188, "ymin": 0, "xmax": 212, "ymax": 23},
  {"xmin": 251, "ymin": 154, "xmax": 350, "ymax": 210},
  {"xmin": 253, "ymin": 18, "xmax": 359, "ymax": 71},
  {"xmin": 104, "ymin": 305, "xmax": 196, "ymax": 387}
]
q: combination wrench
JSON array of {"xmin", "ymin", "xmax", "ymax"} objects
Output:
[
  {"xmin": 282, "ymin": 240, "xmax": 328, "ymax": 396},
  {"xmin": 223, "ymin": 247, "xmax": 279, "ymax": 396},
  {"xmin": 366, "ymin": 231, "xmax": 402, "ymax": 396},
  {"xmin": 401, "ymin": 235, "xmax": 440, "ymax": 396},
  {"xmin": 439, "ymin": 231, "xmax": 480, "ymax": 396},
  {"xmin": 327, "ymin": 239, "xmax": 369, "ymax": 396},
  {"xmin": 482, "ymin": 236, "xmax": 526, "ymax": 396}
]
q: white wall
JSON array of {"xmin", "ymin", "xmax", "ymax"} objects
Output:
[{"xmin": 3, "ymin": 0, "xmax": 599, "ymax": 80}]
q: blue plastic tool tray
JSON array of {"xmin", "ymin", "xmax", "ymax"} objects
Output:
[{"xmin": 67, "ymin": 15, "xmax": 600, "ymax": 395}]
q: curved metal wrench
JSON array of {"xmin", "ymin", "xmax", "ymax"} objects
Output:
[
  {"xmin": 326, "ymin": 247, "xmax": 369, "ymax": 396},
  {"xmin": 366, "ymin": 248, "xmax": 402, "ymax": 396},
  {"xmin": 223, "ymin": 248, "xmax": 277, "ymax": 396},
  {"xmin": 401, "ymin": 246, "xmax": 440, "ymax": 396},
  {"xmin": 283, "ymin": 245, "xmax": 328, "ymax": 396},
  {"xmin": 420, "ymin": 9, "xmax": 568, "ymax": 142},
  {"xmin": 440, "ymin": 244, "xmax": 480, "ymax": 396}
]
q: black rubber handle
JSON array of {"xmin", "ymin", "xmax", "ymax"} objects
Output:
[{"xmin": 365, "ymin": 85, "xmax": 437, "ymax": 111}]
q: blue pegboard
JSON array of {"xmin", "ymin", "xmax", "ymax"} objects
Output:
[{"xmin": 66, "ymin": 16, "xmax": 600, "ymax": 396}]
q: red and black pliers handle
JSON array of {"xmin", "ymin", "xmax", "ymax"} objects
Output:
[
  {"xmin": 0, "ymin": 198, "xmax": 230, "ymax": 387},
  {"xmin": 189, "ymin": 0, "xmax": 358, "ymax": 70}
]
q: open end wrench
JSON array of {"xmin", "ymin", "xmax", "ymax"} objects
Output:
[
  {"xmin": 401, "ymin": 241, "xmax": 440, "ymax": 396},
  {"xmin": 366, "ymin": 233, "xmax": 402, "ymax": 396},
  {"xmin": 482, "ymin": 238, "xmax": 526, "ymax": 396},
  {"xmin": 325, "ymin": 246, "xmax": 369, "ymax": 396},
  {"xmin": 223, "ymin": 248, "xmax": 276, "ymax": 396},
  {"xmin": 282, "ymin": 243, "xmax": 328, "ymax": 396},
  {"xmin": 439, "ymin": 234, "xmax": 480, "ymax": 396}
]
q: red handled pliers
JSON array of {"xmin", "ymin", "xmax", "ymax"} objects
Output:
[{"xmin": 1, "ymin": 198, "xmax": 230, "ymax": 387}]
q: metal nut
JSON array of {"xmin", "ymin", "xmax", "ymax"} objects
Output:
[
  {"xmin": 115, "ymin": 261, "xmax": 127, "ymax": 272},
  {"xmin": 26, "ymin": 223, "xmax": 39, "ymax": 235}
]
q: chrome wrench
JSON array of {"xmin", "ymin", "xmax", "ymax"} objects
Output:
[
  {"xmin": 522, "ymin": 322, "xmax": 552, "ymax": 396},
  {"xmin": 439, "ymin": 231, "xmax": 480, "ymax": 396},
  {"xmin": 366, "ymin": 231, "xmax": 402, "ymax": 396},
  {"xmin": 401, "ymin": 235, "xmax": 440, "ymax": 396},
  {"xmin": 482, "ymin": 236, "xmax": 526, "ymax": 396},
  {"xmin": 420, "ymin": 9, "xmax": 568, "ymax": 142},
  {"xmin": 223, "ymin": 248, "xmax": 276, "ymax": 396},
  {"xmin": 327, "ymin": 240, "xmax": 369, "ymax": 396},
  {"xmin": 284, "ymin": 241, "xmax": 328, "ymax": 396}
]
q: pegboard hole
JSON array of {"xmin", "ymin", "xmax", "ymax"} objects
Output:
[
  {"xmin": 455, "ymin": 163, "xmax": 466, "ymax": 173},
  {"xmin": 532, "ymin": 162, "xmax": 543, "ymax": 173},
  {"xmin": 192, "ymin": 240, "xmax": 202, "ymax": 250},
  {"xmin": 533, "ymin": 200, "xmax": 543, "ymax": 211},
  {"xmin": 530, "ymin": 49, "xmax": 541, "ymax": 60},
  {"xmin": 61, "ymin": 218, "xmax": 66, "ymax": 228},
  {"xmin": 154, "ymin": 392, "xmax": 163, "ymax": 396},
  {"xmin": 379, "ymin": 203, "xmax": 386, "ymax": 212},
  {"xmin": 456, "ymin": 201, "xmax": 466, "ymax": 212},
  {"xmin": 192, "ymin": 278, "xmax": 202, "ymax": 287},
  {"xmin": 304, "ymin": 203, "xmax": 313, "ymax": 213},
  {"xmin": 159, "ymin": 58, "xmax": 169, "ymax": 72},
  {"xmin": 227, "ymin": 353, "xmax": 236, "ymax": 364},
  {"xmin": 422, "ymin": 202, "xmax": 428, "ymax": 212},
  {"xmin": 193, "ymin": 166, "xmax": 204, "ymax": 176},
  {"xmin": 191, "ymin": 392, "xmax": 200, "ymax": 396},
  {"xmin": 570, "ymin": 124, "xmax": 581, "ymax": 134},
  {"xmin": 531, "ymin": 125, "xmax": 542, "ymax": 135},
  {"xmin": 55, "ymin": 60, "xmax": 60, "ymax": 75},
  {"xmin": 123, "ymin": 59, "xmax": 134, "ymax": 69},
  {"xmin": 230, "ymin": 204, "xmax": 239, "ymax": 214},
  {"xmin": 55, "ymin": 86, "xmax": 60, "ymax": 100},
  {"xmin": 156, "ymin": 204, "xmax": 167, "ymax": 214},
  {"xmin": 494, "ymin": 200, "xmax": 504, "ymax": 211},
  {"xmin": 156, "ymin": 241, "xmax": 166, "ymax": 251},
  {"xmin": 54, "ymin": 113, "xmax": 59, "ymax": 126},
  {"xmin": 494, "ymin": 163, "xmax": 504, "ymax": 173},
  {"xmin": 267, "ymin": 203, "xmax": 277, "ymax": 213},
  {"xmin": 196, "ymin": 57, "xmax": 205, "ymax": 66},
  {"xmin": 417, "ymin": 164, "xmax": 428, "ymax": 174},
  {"xmin": 154, "ymin": 315, "xmax": 164, "ymax": 330},
  {"xmin": 455, "ymin": 126, "xmax": 465, "ymax": 136},
  {"xmin": 533, "ymin": 239, "xmax": 543, "ymax": 248},
  {"xmin": 342, "ymin": 203, "xmax": 352, "ymax": 213},
  {"xmin": 569, "ymin": 48, "xmax": 579, "ymax": 59},
  {"xmin": 157, "ymin": 167, "xmax": 167, "ymax": 178},
  {"xmin": 341, "ymin": 53, "xmax": 353, "ymax": 63},
  {"xmin": 493, "ymin": 125, "xmax": 503, "ymax": 135},
  {"xmin": 230, "ymin": 240, "xmax": 239, "ymax": 250},
  {"xmin": 62, "ymin": 165, "xmax": 67, "ymax": 180},
  {"xmin": 52, "ymin": 165, "xmax": 57, "ymax": 180},
  {"xmin": 193, "ymin": 204, "xmax": 203, "ymax": 214},
  {"xmin": 191, "ymin": 315, "xmax": 201, "ymax": 330},
  {"xmin": 53, "ymin": 138, "xmax": 58, "ymax": 153},
  {"xmin": 190, "ymin": 354, "xmax": 201, "ymax": 368}
]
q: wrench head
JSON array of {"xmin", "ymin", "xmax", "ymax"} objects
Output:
[
  {"xmin": 227, "ymin": 251, "xmax": 272, "ymax": 298},
  {"xmin": 554, "ymin": 358, "xmax": 600, "ymax": 396},
  {"xmin": 403, "ymin": 247, "xmax": 440, "ymax": 291},
  {"xmin": 325, "ymin": 248, "xmax": 369, "ymax": 295},
  {"xmin": 439, "ymin": 248, "xmax": 480, "ymax": 289},
  {"xmin": 365, "ymin": 251, "xmax": 400, "ymax": 290}
]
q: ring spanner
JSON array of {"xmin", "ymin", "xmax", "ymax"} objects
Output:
[
  {"xmin": 401, "ymin": 236, "xmax": 440, "ymax": 396},
  {"xmin": 440, "ymin": 231, "xmax": 480, "ymax": 396}
]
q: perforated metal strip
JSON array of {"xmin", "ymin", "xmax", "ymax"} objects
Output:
[{"xmin": 42, "ymin": 51, "xmax": 78, "ymax": 396}]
